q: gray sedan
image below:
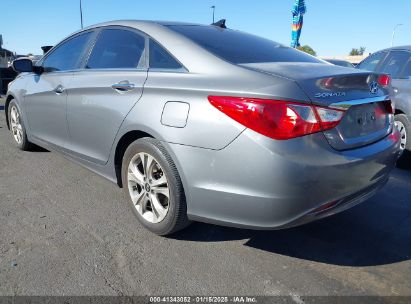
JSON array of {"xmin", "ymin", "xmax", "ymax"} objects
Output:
[{"xmin": 6, "ymin": 21, "xmax": 401, "ymax": 235}]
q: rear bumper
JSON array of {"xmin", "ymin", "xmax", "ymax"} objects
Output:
[
  {"xmin": 165, "ymin": 128, "xmax": 401, "ymax": 230},
  {"xmin": 280, "ymin": 175, "xmax": 388, "ymax": 229}
]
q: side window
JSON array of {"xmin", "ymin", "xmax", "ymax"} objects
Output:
[
  {"xmin": 381, "ymin": 51, "xmax": 411, "ymax": 79},
  {"xmin": 149, "ymin": 40, "xmax": 183, "ymax": 70},
  {"xmin": 357, "ymin": 52, "xmax": 386, "ymax": 72},
  {"xmin": 87, "ymin": 29, "xmax": 145, "ymax": 69},
  {"xmin": 399, "ymin": 57, "xmax": 411, "ymax": 79},
  {"xmin": 43, "ymin": 32, "xmax": 92, "ymax": 72}
]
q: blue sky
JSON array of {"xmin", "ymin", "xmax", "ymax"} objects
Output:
[{"xmin": 0, "ymin": 0, "xmax": 409, "ymax": 56}]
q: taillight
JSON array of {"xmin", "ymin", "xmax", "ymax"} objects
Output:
[
  {"xmin": 378, "ymin": 74, "xmax": 391, "ymax": 87},
  {"xmin": 315, "ymin": 107, "xmax": 345, "ymax": 130},
  {"xmin": 208, "ymin": 96, "xmax": 346, "ymax": 140}
]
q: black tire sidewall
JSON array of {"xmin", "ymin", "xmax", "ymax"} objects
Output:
[
  {"xmin": 121, "ymin": 138, "xmax": 188, "ymax": 235},
  {"xmin": 395, "ymin": 114, "xmax": 411, "ymax": 167},
  {"xmin": 395, "ymin": 114, "xmax": 411, "ymax": 149}
]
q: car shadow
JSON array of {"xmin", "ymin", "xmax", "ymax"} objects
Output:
[
  {"xmin": 397, "ymin": 151, "xmax": 411, "ymax": 170},
  {"xmin": 30, "ymin": 145, "xmax": 50, "ymax": 153},
  {"xmin": 172, "ymin": 169, "xmax": 411, "ymax": 267}
]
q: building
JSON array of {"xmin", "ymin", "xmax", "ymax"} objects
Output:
[{"xmin": 320, "ymin": 54, "xmax": 370, "ymax": 65}]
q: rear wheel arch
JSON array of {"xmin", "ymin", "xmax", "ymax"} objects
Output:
[
  {"xmin": 394, "ymin": 113, "xmax": 411, "ymax": 167},
  {"xmin": 121, "ymin": 137, "xmax": 190, "ymax": 235},
  {"xmin": 114, "ymin": 130, "xmax": 154, "ymax": 187},
  {"xmin": 395, "ymin": 109, "xmax": 405, "ymax": 116}
]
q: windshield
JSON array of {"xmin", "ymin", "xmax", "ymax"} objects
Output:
[{"xmin": 168, "ymin": 25, "xmax": 322, "ymax": 65}]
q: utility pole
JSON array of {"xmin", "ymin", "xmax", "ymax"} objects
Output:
[
  {"xmin": 211, "ymin": 6, "xmax": 215, "ymax": 23},
  {"xmin": 80, "ymin": 0, "xmax": 84, "ymax": 29},
  {"xmin": 391, "ymin": 24, "xmax": 403, "ymax": 47}
]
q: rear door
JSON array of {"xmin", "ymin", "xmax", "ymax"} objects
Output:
[{"xmin": 65, "ymin": 27, "xmax": 148, "ymax": 165}]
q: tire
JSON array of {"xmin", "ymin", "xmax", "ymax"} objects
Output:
[
  {"xmin": 8, "ymin": 100, "xmax": 33, "ymax": 151},
  {"xmin": 121, "ymin": 137, "xmax": 191, "ymax": 235},
  {"xmin": 394, "ymin": 114, "xmax": 411, "ymax": 168}
]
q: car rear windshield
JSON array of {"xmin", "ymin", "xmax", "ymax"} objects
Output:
[{"xmin": 167, "ymin": 25, "xmax": 322, "ymax": 64}]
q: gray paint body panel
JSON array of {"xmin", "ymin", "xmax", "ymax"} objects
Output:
[
  {"xmin": 165, "ymin": 130, "xmax": 399, "ymax": 228},
  {"xmin": 65, "ymin": 70, "xmax": 148, "ymax": 164},
  {"xmin": 24, "ymin": 72, "xmax": 72, "ymax": 147}
]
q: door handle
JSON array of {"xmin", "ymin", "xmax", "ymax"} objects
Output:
[
  {"xmin": 111, "ymin": 81, "xmax": 135, "ymax": 92},
  {"xmin": 54, "ymin": 85, "xmax": 65, "ymax": 94}
]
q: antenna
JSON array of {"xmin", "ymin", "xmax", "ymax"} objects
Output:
[
  {"xmin": 210, "ymin": 6, "xmax": 215, "ymax": 23},
  {"xmin": 80, "ymin": 0, "xmax": 84, "ymax": 29},
  {"xmin": 211, "ymin": 19, "xmax": 227, "ymax": 29}
]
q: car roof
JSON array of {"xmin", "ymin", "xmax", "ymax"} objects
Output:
[
  {"xmin": 83, "ymin": 20, "xmax": 203, "ymax": 30},
  {"xmin": 375, "ymin": 45, "xmax": 411, "ymax": 52},
  {"xmin": 66, "ymin": 20, "xmax": 238, "ymax": 74}
]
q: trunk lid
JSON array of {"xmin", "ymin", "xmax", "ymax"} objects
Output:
[{"xmin": 241, "ymin": 62, "xmax": 393, "ymax": 150}]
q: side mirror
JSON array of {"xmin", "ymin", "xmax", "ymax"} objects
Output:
[
  {"xmin": 12, "ymin": 58, "xmax": 34, "ymax": 73},
  {"xmin": 41, "ymin": 45, "xmax": 53, "ymax": 54}
]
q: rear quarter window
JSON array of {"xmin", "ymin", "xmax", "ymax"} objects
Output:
[
  {"xmin": 149, "ymin": 39, "xmax": 183, "ymax": 70},
  {"xmin": 168, "ymin": 25, "xmax": 321, "ymax": 65}
]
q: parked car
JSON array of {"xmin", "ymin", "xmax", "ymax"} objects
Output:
[
  {"xmin": 357, "ymin": 46, "xmax": 411, "ymax": 166},
  {"xmin": 0, "ymin": 67, "xmax": 17, "ymax": 95},
  {"xmin": 6, "ymin": 21, "xmax": 401, "ymax": 235},
  {"xmin": 325, "ymin": 59, "xmax": 354, "ymax": 68}
]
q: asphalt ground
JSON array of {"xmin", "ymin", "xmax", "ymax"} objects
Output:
[{"xmin": 0, "ymin": 104, "xmax": 410, "ymax": 297}]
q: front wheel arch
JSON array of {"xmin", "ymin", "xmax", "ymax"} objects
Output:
[{"xmin": 5, "ymin": 95, "xmax": 16, "ymax": 130}]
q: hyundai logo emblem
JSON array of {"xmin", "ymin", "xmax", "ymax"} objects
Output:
[{"xmin": 369, "ymin": 81, "xmax": 379, "ymax": 94}]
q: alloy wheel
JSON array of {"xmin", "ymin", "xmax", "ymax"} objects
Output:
[
  {"xmin": 10, "ymin": 106, "xmax": 23, "ymax": 145},
  {"xmin": 127, "ymin": 152, "xmax": 170, "ymax": 223},
  {"xmin": 395, "ymin": 120, "xmax": 407, "ymax": 152}
]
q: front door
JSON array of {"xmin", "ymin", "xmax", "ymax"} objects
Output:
[{"xmin": 24, "ymin": 31, "xmax": 94, "ymax": 148}]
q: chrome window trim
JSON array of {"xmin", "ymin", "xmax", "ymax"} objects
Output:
[
  {"xmin": 72, "ymin": 68, "xmax": 148, "ymax": 73},
  {"xmin": 40, "ymin": 68, "xmax": 149, "ymax": 75},
  {"xmin": 148, "ymin": 67, "xmax": 188, "ymax": 73},
  {"xmin": 329, "ymin": 95, "xmax": 390, "ymax": 110}
]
